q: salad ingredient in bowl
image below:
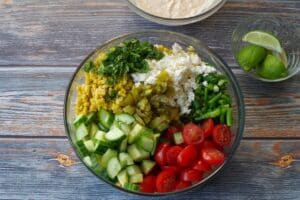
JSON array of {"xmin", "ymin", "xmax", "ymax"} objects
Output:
[{"xmin": 65, "ymin": 31, "xmax": 244, "ymax": 195}]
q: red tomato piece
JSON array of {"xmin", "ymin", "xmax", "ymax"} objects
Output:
[
  {"xmin": 165, "ymin": 126, "xmax": 180, "ymax": 139},
  {"xmin": 166, "ymin": 146, "xmax": 183, "ymax": 166},
  {"xmin": 212, "ymin": 124, "xmax": 232, "ymax": 147},
  {"xmin": 180, "ymin": 169, "xmax": 202, "ymax": 183},
  {"xmin": 175, "ymin": 181, "xmax": 192, "ymax": 190},
  {"xmin": 201, "ymin": 118, "xmax": 214, "ymax": 138},
  {"xmin": 192, "ymin": 160, "xmax": 212, "ymax": 173},
  {"xmin": 140, "ymin": 175, "xmax": 157, "ymax": 193},
  {"xmin": 156, "ymin": 170, "xmax": 177, "ymax": 193},
  {"xmin": 201, "ymin": 140, "xmax": 222, "ymax": 150},
  {"xmin": 182, "ymin": 123, "xmax": 205, "ymax": 145},
  {"xmin": 201, "ymin": 147, "xmax": 225, "ymax": 166},
  {"xmin": 154, "ymin": 142, "xmax": 170, "ymax": 166},
  {"xmin": 161, "ymin": 166, "xmax": 181, "ymax": 175},
  {"xmin": 177, "ymin": 145, "xmax": 198, "ymax": 167}
]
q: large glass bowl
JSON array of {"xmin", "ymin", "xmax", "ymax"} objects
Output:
[
  {"xmin": 126, "ymin": 0, "xmax": 227, "ymax": 26},
  {"xmin": 64, "ymin": 30, "xmax": 245, "ymax": 196}
]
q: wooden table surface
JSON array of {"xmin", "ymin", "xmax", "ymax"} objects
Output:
[{"xmin": 0, "ymin": 0, "xmax": 299, "ymax": 199}]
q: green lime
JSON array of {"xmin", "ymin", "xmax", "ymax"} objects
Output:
[
  {"xmin": 257, "ymin": 54, "xmax": 288, "ymax": 80},
  {"xmin": 273, "ymin": 50, "xmax": 288, "ymax": 68},
  {"xmin": 242, "ymin": 30, "xmax": 283, "ymax": 53},
  {"xmin": 237, "ymin": 44, "xmax": 267, "ymax": 71}
]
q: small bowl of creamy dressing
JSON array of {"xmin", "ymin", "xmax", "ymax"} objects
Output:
[{"xmin": 127, "ymin": 0, "xmax": 226, "ymax": 26}]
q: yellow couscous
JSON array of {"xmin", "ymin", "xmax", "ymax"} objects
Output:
[{"xmin": 76, "ymin": 72, "xmax": 133, "ymax": 115}]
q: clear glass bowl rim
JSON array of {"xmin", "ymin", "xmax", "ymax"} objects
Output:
[
  {"xmin": 126, "ymin": 0, "xmax": 227, "ymax": 26},
  {"xmin": 64, "ymin": 30, "xmax": 245, "ymax": 197}
]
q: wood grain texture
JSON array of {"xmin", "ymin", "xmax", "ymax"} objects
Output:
[
  {"xmin": 0, "ymin": 1, "xmax": 299, "ymax": 199},
  {"xmin": 1, "ymin": 67, "xmax": 299, "ymax": 138},
  {"xmin": 0, "ymin": 0, "xmax": 299, "ymax": 66},
  {"xmin": 0, "ymin": 138, "xmax": 299, "ymax": 200}
]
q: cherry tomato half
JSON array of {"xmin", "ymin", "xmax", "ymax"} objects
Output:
[
  {"xmin": 177, "ymin": 144, "xmax": 198, "ymax": 167},
  {"xmin": 192, "ymin": 160, "xmax": 212, "ymax": 173},
  {"xmin": 212, "ymin": 124, "xmax": 231, "ymax": 147},
  {"xmin": 140, "ymin": 175, "xmax": 157, "ymax": 193},
  {"xmin": 182, "ymin": 123, "xmax": 204, "ymax": 145},
  {"xmin": 201, "ymin": 147, "xmax": 225, "ymax": 166},
  {"xmin": 201, "ymin": 140, "xmax": 222, "ymax": 151},
  {"xmin": 166, "ymin": 146, "xmax": 183, "ymax": 166},
  {"xmin": 201, "ymin": 118, "xmax": 214, "ymax": 138},
  {"xmin": 175, "ymin": 181, "xmax": 192, "ymax": 190},
  {"xmin": 161, "ymin": 166, "xmax": 181, "ymax": 175},
  {"xmin": 154, "ymin": 142, "xmax": 170, "ymax": 166},
  {"xmin": 156, "ymin": 170, "xmax": 177, "ymax": 193},
  {"xmin": 180, "ymin": 169, "xmax": 202, "ymax": 183}
]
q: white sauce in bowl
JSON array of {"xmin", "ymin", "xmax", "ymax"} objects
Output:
[{"xmin": 130, "ymin": 0, "xmax": 222, "ymax": 19}]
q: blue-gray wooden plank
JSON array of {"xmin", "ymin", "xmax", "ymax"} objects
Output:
[
  {"xmin": 0, "ymin": 0, "xmax": 299, "ymax": 66},
  {"xmin": 0, "ymin": 0, "xmax": 299, "ymax": 200},
  {"xmin": 0, "ymin": 139, "xmax": 299, "ymax": 200}
]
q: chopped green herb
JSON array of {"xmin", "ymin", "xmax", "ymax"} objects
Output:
[
  {"xmin": 98, "ymin": 39, "xmax": 164, "ymax": 80},
  {"xmin": 83, "ymin": 60, "xmax": 96, "ymax": 73}
]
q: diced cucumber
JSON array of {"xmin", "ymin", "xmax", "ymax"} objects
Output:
[
  {"xmin": 119, "ymin": 152, "xmax": 134, "ymax": 167},
  {"xmin": 98, "ymin": 109, "xmax": 114, "ymax": 129},
  {"xmin": 76, "ymin": 123, "xmax": 89, "ymax": 141},
  {"xmin": 173, "ymin": 132, "xmax": 183, "ymax": 145},
  {"xmin": 75, "ymin": 140, "xmax": 89, "ymax": 156},
  {"xmin": 130, "ymin": 173, "xmax": 143, "ymax": 184},
  {"xmin": 94, "ymin": 130, "xmax": 106, "ymax": 141},
  {"xmin": 137, "ymin": 135, "xmax": 154, "ymax": 152},
  {"xmin": 83, "ymin": 140, "xmax": 95, "ymax": 152},
  {"xmin": 115, "ymin": 113, "xmax": 135, "ymax": 125},
  {"xmin": 107, "ymin": 157, "xmax": 122, "ymax": 179},
  {"xmin": 100, "ymin": 149, "xmax": 118, "ymax": 168},
  {"xmin": 93, "ymin": 131, "xmax": 110, "ymax": 155},
  {"xmin": 89, "ymin": 123, "xmax": 99, "ymax": 138},
  {"xmin": 94, "ymin": 130, "xmax": 124, "ymax": 154},
  {"xmin": 83, "ymin": 156, "xmax": 93, "ymax": 167},
  {"xmin": 126, "ymin": 165, "xmax": 142, "ymax": 176},
  {"xmin": 83, "ymin": 154, "xmax": 98, "ymax": 169},
  {"xmin": 94, "ymin": 141, "xmax": 110, "ymax": 155},
  {"xmin": 85, "ymin": 154, "xmax": 104, "ymax": 174},
  {"xmin": 118, "ymin": 122, "xmax": 131, "ymax": 135},
  {"xmin": 127, "ymin": 144, "xmax": 150, "ymax": 162},
  {"xmin": 119, "ymin": 138, "xmax": 128, "ymax": 152},
  {"xmin": 117, "ymin": 170, "xmax": 128, "ymax": 186},
  {"xmin": 124, "ymin": 183, "xmax": 140, "ymax": 191},
  {"xmin": 98, "ymin": 122, "xmax": 109, "ymax": 132},
  {"xmin": 73, "ymin": 114, "xmax": 87, "ymax": 127},
  {"xmin": 86, "ymin": 112, "xmax": 97, "ymax": 124},
  {"xmin": 141, "ymin": 160, "xmax": 156, "ymax": 175},
  {"xmin": 105, "ymin": 126, "xmax": 126, "ymax": 141},
  {"xmin": 151, "ymin": 134, "xmax": 161, "ymax": 156},
  {"xmin": 128, "ymin": 123, "xmax": 145, "ymax": 144}
]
